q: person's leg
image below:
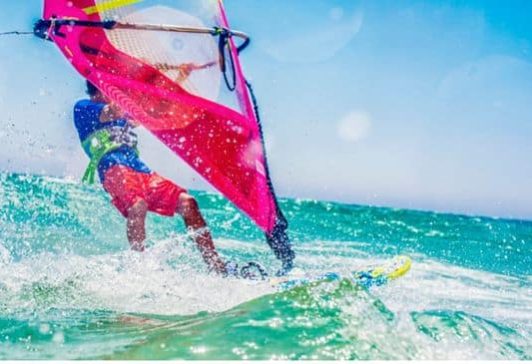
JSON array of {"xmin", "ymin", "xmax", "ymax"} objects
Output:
[
  {"xmin": 102, "ymin": 166, "xmax": 149, "ymax": 252},
  {"xmin": 142, "ymin": 172, "xmax": 227, "ymax": 275},
  {"xmin": 126, "ymin": 199, "xmax": 148, "ymax": 252},
  {"xmin": 177, "ymin": 193, "xmax": 227, "ymax": 275}
]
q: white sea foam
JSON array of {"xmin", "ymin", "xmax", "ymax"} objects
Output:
[
  {"xmin": 0, "ymin": 237, "xmax": 274, "ymax": 316},
  {"xmin": 0, "ymin": 236, "xmax": 530, "ymax": 359},
  {"xmin": 0, "ymin": 243, "xmax": 11, "ymax": 265},
  {"xmin": 0, "ymin": 237, "xmax": 529, "ymax": 333}
]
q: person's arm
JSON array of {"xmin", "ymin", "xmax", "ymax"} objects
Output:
[
  {"xmin": 99, "ymin": 103, "xmax": 142, "ymax": 128},
  {"xmin": 127, "ymin": 119, "xmax": 141, "ymax": 128},
  {"xmin": 99, "ymin": 103, "xmax": 126, "ymax": 123}
]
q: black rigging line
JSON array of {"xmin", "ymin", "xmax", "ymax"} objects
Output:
[
  {"xmin": 0, "ymin": 31, "xmax": 33, "ymax": 36},
  {"xmin": 246, "ymin": 80, "xmax": 295, "ymax": 268}
]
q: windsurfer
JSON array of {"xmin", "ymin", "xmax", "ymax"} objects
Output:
[{"xmin": 74, "ymin": 80, "xmax": 227, "ymax": 275}]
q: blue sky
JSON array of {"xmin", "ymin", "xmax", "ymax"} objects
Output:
[{"xmin": 0, "ymin": 0, "xmax": 531, "ymax": 220}]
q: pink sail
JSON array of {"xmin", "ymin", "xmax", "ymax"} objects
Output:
[{"xmin": 37, "ymin": 0, "xmax": 280, "ymax": 233}]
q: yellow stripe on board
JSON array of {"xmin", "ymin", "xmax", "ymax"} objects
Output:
[
  {"xmin": 83, "ymin": 0, "xmax": 142, "ymax": 15},
  {"xmin": 386, "ymin": 256, "xmax": 412, "ymax": 280}
]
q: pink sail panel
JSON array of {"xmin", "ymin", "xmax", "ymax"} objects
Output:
[{"xmin": 41, "ymin": 0, "xmax": 278, "ymax": 233}]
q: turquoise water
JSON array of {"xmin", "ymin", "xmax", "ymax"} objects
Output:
[{"xmin": 0, "ymin": 172, "xmax": 530, "ymax": 359}]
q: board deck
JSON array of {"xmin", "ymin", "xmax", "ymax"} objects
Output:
[{"xmin": 269, "ymin": 256, "xmax": 412, "ymax": 291}]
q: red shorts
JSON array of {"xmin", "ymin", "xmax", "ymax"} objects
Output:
[{"xmin": 102, "ymin": 166, "xmax": 187, "ymax": 218}]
